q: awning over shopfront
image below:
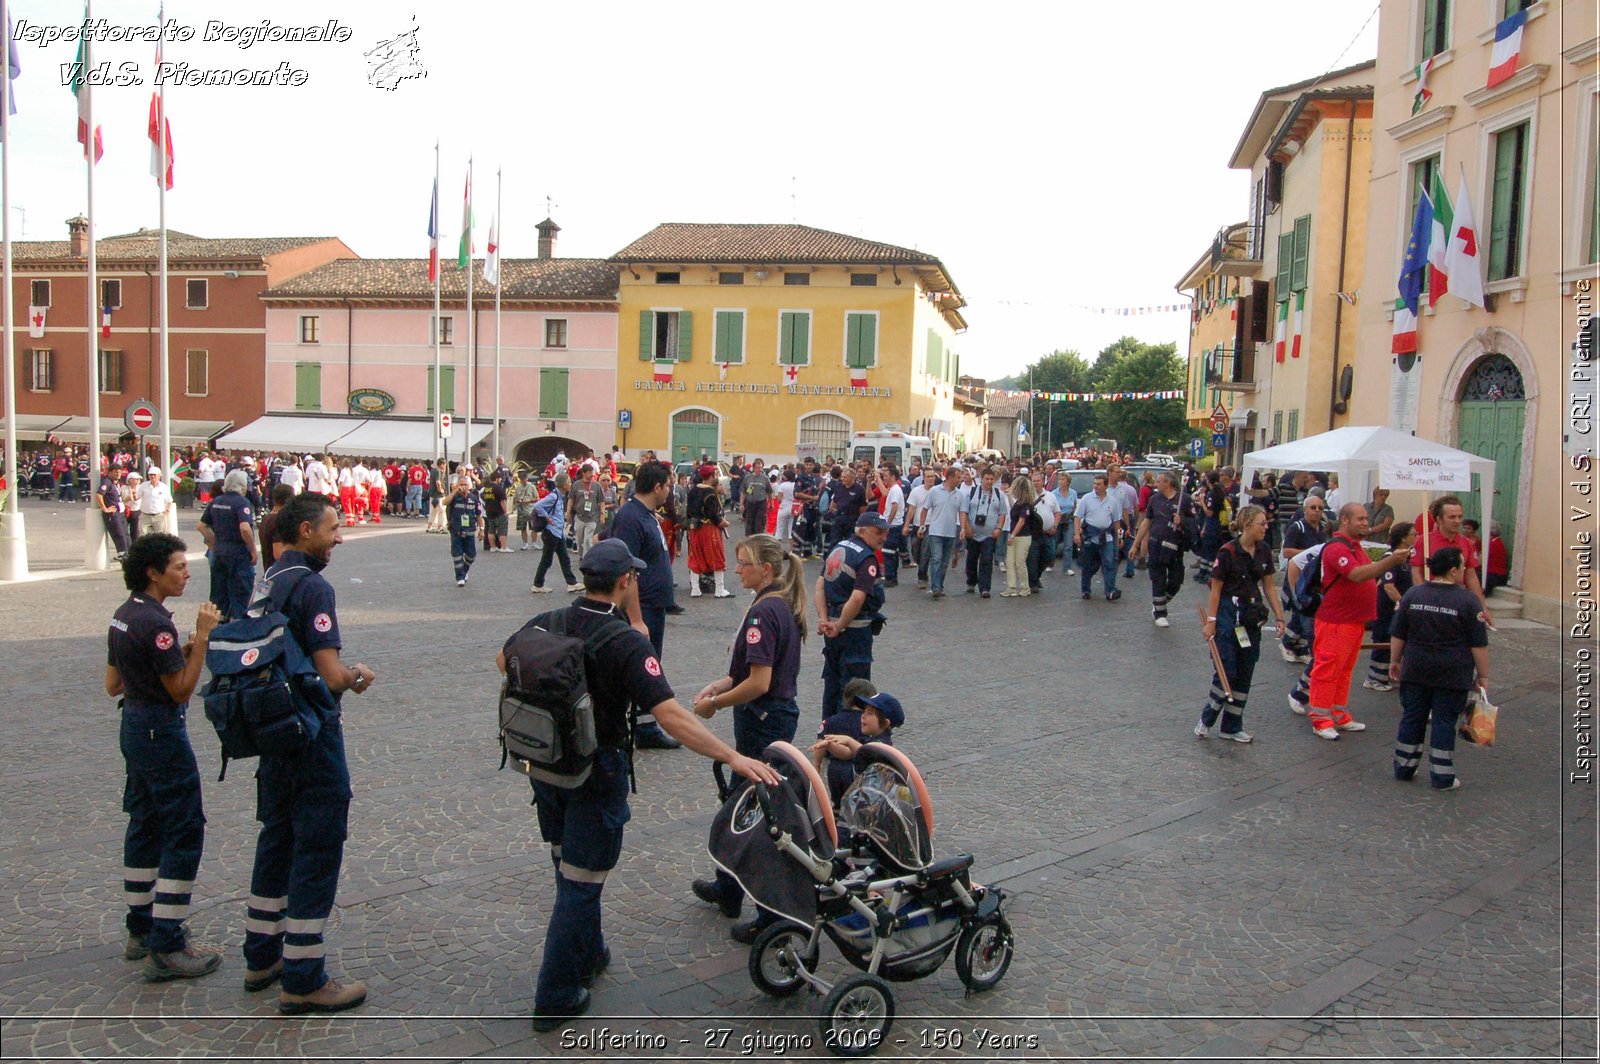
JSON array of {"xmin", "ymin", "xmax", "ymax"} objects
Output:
[
  {"xmin": 1229, "ymin": 407, "xmax": 1256, "ymax": 428},
  {"xmin": 43, "ymin": 416, "xmax": 135, "ymax": 444},
  {"xmin": 166, "ymin": 420, "xmax": 235, "ymax": 444},
  {"xmin": 0, "ymin": 414, "xmax": 73, "ymax": 439},
  {"xmin": 333, "ymin": 418, "xmax": 492, "ymax": 461},
  {"xmin": 215, "ymin": 415, "xmax": 366, "ymax": 454}
]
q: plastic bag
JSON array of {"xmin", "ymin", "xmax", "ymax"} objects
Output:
[{"xmin": 1459, "ymin": 687, "xmax": 1497, "ymax": 746}]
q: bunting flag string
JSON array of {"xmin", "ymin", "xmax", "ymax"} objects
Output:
[
  {"xmin": 990, "ymin": 388, "xmax": 1187, "ymax": 403},
  {"xmin": 993, "ymin": 300, "xmax": 1190, "ymax": 316}
]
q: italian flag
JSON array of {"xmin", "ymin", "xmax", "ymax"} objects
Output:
[
  {"xmin": 1426, "ymin": 171, "xmax": 1453, "ymax": 307},
  {"xmin": 1273, "ymin": 298, "xmax": 1289, "ymax": 363},
  {"xmin": 1411, "ymin": 56, "xmax": 1434, "ymax": 116},
  {"xmin": 457, "ymin": 171, "xmax": 472, "ymax": 269},
  {"xmin": 850, "ymin": 367, "xmax": 868, "ymax": 389},
  {"xmin": 70, "ymin": 11, "xmax": 103, "ymax": 163},
  {"xmin": 1289, "ymin": 291, "xmax": 1305, "ymax": 359},
  {"xmin": 653, "ymin": 358, "xmax": 674, "ymax": 383}
]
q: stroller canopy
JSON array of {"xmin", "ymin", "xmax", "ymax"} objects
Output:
[{"xmin": 838, "ymin": 745, "xmax": 935, "ymax": 873}]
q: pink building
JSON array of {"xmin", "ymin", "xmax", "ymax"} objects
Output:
[{"xmin": 248, "ymin": 231, "xmax": 619, "ymax": 465}]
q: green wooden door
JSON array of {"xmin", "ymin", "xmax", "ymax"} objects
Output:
[
  {"xmin": 670, "ymin": 410, "xmax": 719, "ymax": 464},
  {"xmin": 1456, "ymin": 399, "xmax": 1523, "ymax": 560}
]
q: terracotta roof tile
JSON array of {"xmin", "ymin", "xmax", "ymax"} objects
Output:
[
  {"xmin": 260, "ymin": 258, "xmax": 619, "ymax": 302},
  {"xmin": 611, "ymin": 223, "xmax": 944, "ymax": 267},
  {"xmin": 12, "ymin": 230, "xmax": 340, "ymax": 263}
]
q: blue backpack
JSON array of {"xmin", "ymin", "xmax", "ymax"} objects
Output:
[
  {"xmin": 201, "ymin": 566, "xmax": 332, "ymax": 780},
  {"xmin": 1292, "ymin": 541, "xmax": 1341, "ymax": 617}
]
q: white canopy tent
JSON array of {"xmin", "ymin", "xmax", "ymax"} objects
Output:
[
  {"xmin": 332, "ymin": 418, "xmax": 491, "ymax": 462},
  {"xmin": 1239, "ymin": 425, "xmax": 1494, "ymax": 586},
  {"xmin": 215, "ymin": 415, "xmax": 367, "ymax": 455}
]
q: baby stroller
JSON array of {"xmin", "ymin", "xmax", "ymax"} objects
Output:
[{"xmin": 709, "ymin": 741, "xmax": 1013, "ymax": 1057}]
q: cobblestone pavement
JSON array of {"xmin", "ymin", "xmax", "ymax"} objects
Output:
[{"xmin": 0, "ymin": 511, "xmax": 1593, "ymax": 1062}]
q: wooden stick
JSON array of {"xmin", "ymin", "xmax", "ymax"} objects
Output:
[{"xmin": 1196, "ymin": 604, "xmax": 1235, "ymax": 698}]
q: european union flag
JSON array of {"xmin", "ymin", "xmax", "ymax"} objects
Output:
[{"xmin": 1392, "ymin": 188, "xmax": 1433, "ymax": 355}]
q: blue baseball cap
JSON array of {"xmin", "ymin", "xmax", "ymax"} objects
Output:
[
  {"xmin": 855, "ymin": 511, "xmax": 889, "ymax": 530},
  {"xmin": 859, "ymin": 691, "xmax": 904, "ymax": 729}
]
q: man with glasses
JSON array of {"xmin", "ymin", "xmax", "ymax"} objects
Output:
[{"xmin": 1279, "ymin": 494, "xmax": 1328, "ymax": 663}]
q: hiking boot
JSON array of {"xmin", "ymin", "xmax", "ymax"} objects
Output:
[
  {"xmin": 730, "ymin": 917, "xmax": 764, "ymax": 945},
  {"xmin": 692, "ymin": 878, "xmax": 742, "ymax": 918},
  {"xmin": 279, "ymin": 976, "xmax": 369, "ymax": 1015},
  {"xmin": 144, "ymin": 943, "xmax": 222, "ymax": 982},
  {"xmin": 244, "ymin": 959, "xmax": 283, "ymax": 992},
  {"xmin": 124, "ymin": 933, "xmax": 149, "ymax": 961}
]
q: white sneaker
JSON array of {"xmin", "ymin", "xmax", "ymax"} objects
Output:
[
  {"xmin": 566, "ymin": 583, "xmax": 584, "ymax": 593},
  {"xmin": 1313, "ymin": 725, "xmax": 1341, "ymax": 740},
  {"xmin": 1338, "ymin": 720, "xmax": 1366, "ymax": 732},
  {"xmin": 1362, "ymin": 679, "xmax": 1394, "ymax": 692},
  {"xmin": 1288, "ymin": 693, "xmax": 1307, "ymax": 715},
  {"xmin": 1154, "ymin": 616, "xmax": 1171, "ymax": 628},
  {"xmin": 1065, "ymin": 568, "xmax": 1076, "ymax": 576},
  {"xmin": 1193, "ymin": 721, "xmax": 1211, "ymax": 739},
  {"xmin": 530, "ymin": 585, "xmax": 552, "ymax": 593},
  {"xmin": 520, "ymin": 544, "xmax": 530, "ymax": 550},
  {"xmin": 714, "ymin": 588, "xmax": 734, "ymax": 598},
  {"xmin": 1222, "ymin": 730, "xmax": 1254, "ymax": 743},
  {"xmin": 456, "ymin": 579, "xmax": 465, "ymax": 587},
  {"xmin": 1280, "ymin": 644, "xmax": 1301, "ymax": 663}
]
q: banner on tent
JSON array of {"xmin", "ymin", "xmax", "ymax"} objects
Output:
[{"xmin": 1378, "ymin": 452, "xmax": 1471, "ymax": 490}]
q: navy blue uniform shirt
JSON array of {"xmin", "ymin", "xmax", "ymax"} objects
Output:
[
  {"xmin": 202, "ymin": 493, "xmax": 255, "ymax": 559},
  {"xmin": 612, "ymin": 497, "xmax": 672, "ymax": 609},
  {"xmin": 268, "ymin": 549, "xmax": 342, "ymax": 680},
  {"xmin": 108, "ymin": 593, "xmax": 186, "ymax": 708},
  {"xmin": 728, "ymin": 588, "xmax": 802, "ymax": 701}
]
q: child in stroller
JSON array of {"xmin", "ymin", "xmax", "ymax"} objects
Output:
[
  {"xmin": 812, "ymin": 683, "xmax": 903, "ymax": 806},
  {"xmin": 708, "ymin": 739, "xmax": 1013, "ymax": 1058}
]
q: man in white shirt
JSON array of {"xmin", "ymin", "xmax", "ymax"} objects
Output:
[
  {"xmin": 137, "ymin": 467, "xmax": 175, "ymax": 533},
  {"xmin": 552, "ymin": 449, "xmax": 570, "ymax": 476},
  {"xmin": 278, "ymin": 458, "xmax": 303, "ymax": 495},
  {"xmin": 1107, "ymin": 463, "xmax": 1141, "ymax": 581},
  {"xmin": 903, "ymin": 469, "xmax": 936, "ymax": 589},
  {"xmin": 772, "ymin": 472, "xmax": 798, "ymax": 548},
  {"xmin": 916, "ymin": 466, "xmax": 965, "ymax": 599},
  {"xmin": 1074, "ymin": 474, "xmax": 1126, "ymax": 600},
  {"xmin": 304, "ymin": 454, "xmax": 333, "ymax": 499},
  {"xmin": 196, "ymin": 452, "xmax": 221, "ymax": 500},
  {"xmin": 1028, "ymin": 469, "xmax": 1060, "ymax": 593},
  {"xmin": 879, "ymin": 467, "xmax": 906, "ymax": 587}
]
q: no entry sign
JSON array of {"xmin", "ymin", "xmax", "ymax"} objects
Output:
[{"xmin": 123, "ymin": 400, "xmax": 161, "ymax": 435}]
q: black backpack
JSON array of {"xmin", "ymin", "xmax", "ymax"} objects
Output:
[
  {"xmin": 201, "ymin": 567, "xmax": 332, "ymax": 780},
  {"xmin": 498, "ymin": 610, "xmax": 631, "ymax": 789}
]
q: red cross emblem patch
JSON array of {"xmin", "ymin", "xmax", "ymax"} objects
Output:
[{"xmin": 313, "ymin": 613, "xmax": 333, "ymax": 633}]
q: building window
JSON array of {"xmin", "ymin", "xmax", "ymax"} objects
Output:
[
  {"xmin": 300, "ymin": 315, "xmax": 320, "ymax": 344},
  {"xmin": 185, "ymin": 349, "xmax": 208, "ymax": 396},
  {"xmin": 778, "ymin": 310, "xmax": 811, "ymax": 366},
  {"xmin": 783, "ymin": 272, "xmax": 810, "ymax": 286},
  {"xmin": 798, "ymin": 412, "xmax": 851, "ymax": 459},
  {"xmin": 544, "ymin": 318, "xmax": 568, "ymax": 349},
  {"xmin": 1488, "ymin": 121, "xmax": 1529, "ymax": 280},
  {"xmin": 425, "ymin": 364, "xmax": 456, "ymax": 414},
  {"xmin": 655, "ymin": 271, "xmax": 680, "ymax": 285},
  {"xmin": 925, "ymin": 329, "xmax": 943, "ymax": 376},
  {"xmin": 29, "ymin": 279, "xmax": 49, "ymax": 307},
  {"xmin": 186, "ymin": 278, "xmax": 208, "ymax": 309},
  {"xmin": 538, "ymin": 367, "xmax": 569, "ymax": 419},
  {"xmin": 1287, "ymin": 409, "xmax": 1300, "ymax": 442},
  {"xmin": 638, "ymin": 310, "xmax": 692, "ymax": 362},
  {"xmin": 1275, "ymin": 232, "xmax": 1295, "ymax": 300},
  {"xmin": 713, "ymin": 310, "xmax": 745, "ymax": 365},
  {"xmin": 1502, "ymin": 0, "xmax": 1532, "ymax": 16},
  {"xmin": 844, "ymin": 311, "xmax": 878, "ymax": 370},
  {"xmin": 27, "ymin": 349, "xmax": 52, "ymax": 391},
  {"xmin": 295, "ymin": 362, "xmax": 321, "ymax": 410},
  {"xmin": 1289, "ymin": 215, "xmax": 1311, "ymax": 292},
  {"xmin": 431, "ymin": 315, "xmax": 454, "ymax": 345},
  {"xmin": 718, "ymin": 271, "xmax": 744, "ymax": 285},
  {"xmin": 1418, "ymin": 0, "xmax": 1450, "ymax": 60},
  {"xmin": 850, "ymin": 273, "xmax": 878, "ymax": 287},
  {"xmin": 1272, "ymin": 409, "xmax": 1283, "ymax": 444},
  {"xmin": 100, "ymin": 278, "xmax": 121, "ymax": 310},
  {"xmin": 98, "ymin": 349, "xmax": 123, "ymax": 393},
  {"xmin": 1591, "ymin": 139, "xmax": 1600, "ymax": 266}
]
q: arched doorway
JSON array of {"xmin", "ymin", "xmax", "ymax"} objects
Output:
[
  {"xmin": 797, "ymin": 411, "xmax": 851, "ymax": 466},
  {"xmin": 1454, "ymin": 353, "xmax": 1525, "ymax": 562},
  {"xmin": 669, "ymin": 408, "xmax": 720, "ymax": 465},
  {"xmin": 513, "ymin": 435, "xmax": 590, "ymax": 471}
]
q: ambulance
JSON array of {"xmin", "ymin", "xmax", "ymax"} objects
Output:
[{"xmin": 848, "ymin": 431, "xmax": 934, "ymax": 472}]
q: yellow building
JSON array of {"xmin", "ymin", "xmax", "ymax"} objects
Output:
[
  {"xmin": 1348, "ymin": 0, "xmax": 1598, "ymax": 625},
  {"xmin": 1177, "ymin": 222, "xmax": 1253, "ymax": 437},
  {"xmin": 610, "ymin": 224, "xmax": 967, "ymax": 463}
]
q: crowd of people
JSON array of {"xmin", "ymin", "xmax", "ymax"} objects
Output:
[{"xmin": 87, "ymin": 434, "xmax": 1501, "ymax": 1031}]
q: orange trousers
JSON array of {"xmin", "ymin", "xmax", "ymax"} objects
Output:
[{"xmin": 1308, "ymin": 619, "xmax": 1364, "ymax": 729}]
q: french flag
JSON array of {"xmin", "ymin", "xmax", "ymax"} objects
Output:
[
  {"xmin": 425, "ymin": 178, "xmax": 439, "ymax": 283},
  {"xmin": 1486, "ymin": 9, "xmax": 1526, "ymax": 88}
]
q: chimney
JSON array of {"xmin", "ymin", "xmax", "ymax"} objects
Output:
[
  {"xmin": 536, "ymin": 217, "xmax": 561, "ymax": 260},
  {"xmin": 67, "ymin": 215, "xmax": 89, "ymax": 258}
]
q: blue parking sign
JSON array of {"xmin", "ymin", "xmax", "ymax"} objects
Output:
[{"xmin": 1187, "ymin": 438, "xmax": 1204, "ymax": 457}]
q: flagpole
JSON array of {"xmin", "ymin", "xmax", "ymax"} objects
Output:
[
  {"xmin": 84, "ymin": 0, "xmax": 104, "ymax": 570},
  {"xmin": 156, "ymin": 1, "xmax": 172, "ymax": 531},
  {"xmin": 492, "ymin": 166, "xmax": 501, "ymax": 461},
  {"xmin": 432, "ymin": 141, "xmax": 441, "ymax": 464},
  {"xmin": 0, "ymin": 0, "xmax": 28, "ymax": 580},
  {"xmin": 463, "ymin": 157, "xmax": 474, "ymax": 471}
]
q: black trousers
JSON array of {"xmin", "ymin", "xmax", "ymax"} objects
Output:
[{"xmin": 1148, "ymin": 549, "xmax": 1185, "ymax": 619}]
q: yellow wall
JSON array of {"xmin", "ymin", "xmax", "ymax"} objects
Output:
[
  {"xmin": 1184, "ymin": 274, "xmax": 1243, "ymax": 429},
  {"xmin": 617, "ymin": 265, "xmax": 962, "ymax": 462}
]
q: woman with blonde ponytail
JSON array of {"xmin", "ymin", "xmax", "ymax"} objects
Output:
[{"xmin": 687, "ymin": 533, "xmax": 806, "ymax": 942}]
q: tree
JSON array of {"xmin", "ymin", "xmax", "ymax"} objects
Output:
[
  {"xmin": 1089, "ymin": 337, "xmax": 1188, "ymax": 453},
  {"xmin": 1011, "ymin": 350, "xmax": 1094, "ymax": 450}
]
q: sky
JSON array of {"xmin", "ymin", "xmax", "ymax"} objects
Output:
[{"xmin": 5, "ymin": 0, "xmax": 1380, "ymax": 381}]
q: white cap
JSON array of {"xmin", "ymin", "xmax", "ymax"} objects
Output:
[{"xmin": 148, "ymin": 466, "xmax": 163, "ymax": 476}]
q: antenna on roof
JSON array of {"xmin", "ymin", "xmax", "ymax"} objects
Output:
[
  {"xmin": 545, "ymin": 194, "xmax": 558, "ymax": 220},
  {"xmin": 790, "ymin": 176, "xmax": 796, "ymax": 223}
]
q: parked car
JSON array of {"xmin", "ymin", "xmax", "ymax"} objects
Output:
[{"xmin": 674, "ymin": 460, "xmax": 732, "ymax": 504}]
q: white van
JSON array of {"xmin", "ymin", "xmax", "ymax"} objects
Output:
[{"xmin": 849, "ymin": 431, "xmax": 934, "ymax": 472}]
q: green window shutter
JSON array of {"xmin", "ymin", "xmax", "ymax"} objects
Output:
[
  {"xmin": 538, "ymin": 368, "xmax": 569, "ymax": 419},
  {"xmin": 638, "ymin": 310, "xmax": 653, "ymax": 360},
  {"xmin": 426, "ymin": 365, "xmax": 434, "ymax": 414},
  {"xmin": 295, "ymin": 362, "xmax": 320, "ymax": 410},
  {"xmin": 715, "ymin": 311, "xmax": 744, "ymax": 364},
  {"xmin": 1290, "ymin": 215, "xmax": 1311, "ymax": 291},
  {"xmin": 1275, "ymin": 233, "xmax": 1294, "ymax": 298},
  {"xmin": 780, "ymin": 312, "xmax": 794, "ymax": 364},
  {"xmin": 792, "ymin": 312, "xmax": 809, "ymax": 364},
  {"xmin": 441, "ymin": 365, "xmax": 455, "ymax": 413},
  {"xmin": 676, "ymin": 310, "xmax": 692, "ymax": 362},
  {"xmin": 1488, "ymin": 124, "xmax": 1525, "ymax": 280},
  {"xmin": 1273, "ymin": 409, "xmax": 1283, "ymax": 442},
  {"xmin": 925, "ymin": 329, "xmax": 941, "ymax": 375},
  {"xmin": 845, "ymin": 313, "xmax": 861, "ymax": 367},
  {"xmin": 953, "ymin": 352, "xmax": 960, "ymax": 383},
  {"xmin": 779, "ymin": 311, "xmax": 810, "ymax": 365},
  {"xmin": 854, "ymin": 314, "xmax": 877, "ymax": 367}
]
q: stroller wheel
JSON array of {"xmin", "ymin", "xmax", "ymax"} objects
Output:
[
  {"xmin": 955, "ymin": 914, "xmax": 1013, "ymax": 993},
  {"xmin": 749, "ymin": 923, "xmax": 817, "ymax": 998},
  {"xmin": 819, "ymin": 973, "xmax": 894, "ymax": 1058}
]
